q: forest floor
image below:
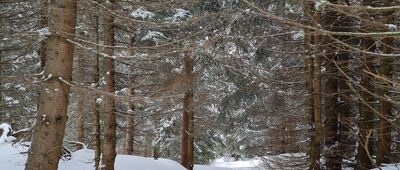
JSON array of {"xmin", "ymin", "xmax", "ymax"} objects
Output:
[{"xmin": 0, "ymin": 142, "xmax": 260, "ymax": 170}]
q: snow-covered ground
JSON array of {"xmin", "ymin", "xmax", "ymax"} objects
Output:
[
  {"xmin": 1, "ymin": 142, "xmax": 398, "ymax": 170},
  {"xmin": 372, "ymin": 164, "xmax": 400, "ymax": 170},
  {"xmin": 206, "ymin": 158, "xmax": 260, "ymax": 170},
  {"xmin": 0, "ymin": 142, "xmax": 260, "ymax": 170}
]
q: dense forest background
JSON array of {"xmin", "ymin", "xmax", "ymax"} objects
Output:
[{"xmin": 1, "ymin": 0, "xmax": 400, "ymax": 169}]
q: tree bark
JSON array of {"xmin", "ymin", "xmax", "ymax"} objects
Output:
[
  {"xmin": 123, "ymin": 37, "xmax": 136, "ymax": 155},
  {"xmin": 357, "ymin": 42, "xmax": 375, "ymax": 170},
  {"xmin": 356, "ymin": 1, "xmax": 378, "ymax": 169},
  {"xmin": 337, "ymin": 43, "xmax": 356, "ymax": 167},
  {"xmin": 102, "ymin": 0, "xmax": 116, "ymax": 169},
  {"xmin": 335, "ymin": 4, "xmax": 356, "ymax": 167},
  {"xmin": 376, "ymin": 0, "xmax": 394, "ymax": 165},
  {"xmin": 123, "ymin": 88, "xmax": 134, "ymax": 155},
  {"xmin": 181, "ymin": 54, "xmax": 194, "ymax": 170},
  {"xmin": 25, "ymin": 0, "xmax": 77, "ymax": 170},
  {"xmin": 75, "ymin": 31, "xmax": 85, "ymax": 149},
  {"xmin": 304, "ymin": 0, "xmax": 320, "ymax": 168},
  {"xmin": 38, "ymin": 0, "xmax": 48, "ymax": 69},
  {"xmin": 91, "ymin": 9, "xmax": 101, "ymax": 170},
  {"xmin": 188, "ymin": 90, "xmax": 194, "ymax": 170},
  {"xmin": 323, "ymin": 1, "xmax": 340, "ymax": 169}
]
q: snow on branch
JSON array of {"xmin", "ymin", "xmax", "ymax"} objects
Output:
[
  {"xmin": 141, "ymin": 31, "xmax": 167, "ymax": 44},
  {"xmin": 130, "ymin": 7, "xmax": 155, "ymax": 20},
  {"xmin": 243, "ymin": 0, "xmax": 400, "ymax": 38},
  {"xmin": 37, "ymin": 27, "xmax": 50, "ymax": 41},
  {"xmin": 321, "ymin": 0, "xmax": 400, "ymax": 12},
  {"xmin": 314, "ymin": 0, "xmax": 327, "ymax": 11},
  {"xmin": 167, "ymin": 9, "xmax": 191, "ymax": 22}
]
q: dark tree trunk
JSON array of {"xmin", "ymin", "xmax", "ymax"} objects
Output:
[
  {"xmin": 25, "ymin": 0, "xmax": 77, "ymax": 170},
  {"xmin": 323, "ymin": 1, "xmax": 341, "ymax": 169},
  {"xmin": 356, "ymin": 1, "xmax": 379, "ymax": 169},
  {"xmin": 304, "ymin": 0, "xmax": 320, "ymax": 169},
  {"xmin": 336, "ymin": 4, "xmax": 356, "ymax": 167},
  {"xmin": 102, "ymin": 0, "xmax": 116, "ymax": 169},
  {"xmin": 91, "ymin": 9, "xmax": 101, "ymax": 170},
  {"xmin": 75, "ymin": 31, "xmax": 85, "ymax": 149},
  {"xmin": 181, "ymin": 54, "xmax": 194, "ymax": 170},
  {"xmin": 122, "ymin": 36, "xmax": 136, "ymax": 155},
  {"xmin": 376, "ymin": 0, "xmax": 394, "ymax": 165}
]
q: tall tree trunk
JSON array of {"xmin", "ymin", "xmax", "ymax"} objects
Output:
[
  {"xmin": 188, "ymin": 91, "xmax": 194, "ymax": 170},
  {"xmin": 39, "ymin": 0, "xmax": 48, "ymax": 69},
  {"xmin": 356, "ymin": 1, "xmax": 378, "ymax": 169},
  {"xmin": 376, "ymin": 0, "xmax": 394, "ymax": 165},
  {"xmin": 336, "ymin": 3, "xmax": 356, "ymax": 167},
  {"xmin": 304, "ymin": 0, "xmax": 320, "ymax": 168},
  {"xmin": 181, "ymin": 54, "xmax": 194, "ymax": 170},
  {"xmin": 29, "ymin": 0, "xmax": 49, "ymax": 125},
  {"xmin": 91, "ymin": 9, "xmax": 101, "ymax": 170},
  {"xmin": 337, "ymin": 43, "xmax": 356, "ymax": 167},
  {"xmin": 103, "ymin": 0, "xmax": 116, "ymax": 169},
  {"xmin": 0, "ymin": 45, "xmax": 3, "ymax": 122},
  {"xmin": 323, "ymin": 47, "xmax": 340, "ymax": 170},
  {"xmin": 357, "ymin": 41, "xmax": 375, "ymax": 170},
  {"xmin": 124, "ymin": 103, "xmax": 134, "ymax": 155},
  {"xmin": 25, "ymin": 0, "xmax": 77, "ymax": 170},
  {"xmin": 323, "ymin": 1, "xmax": 340, "ymax": 169},
  {"xmin": 123, "ymin": 37, "xmax": 136, "ymax": 155},
  {"xmin": 75, "ymin": 31, "xmax": 85, "ymax": 149},
  {"xmin": 312, "ymin": 31, "xmax": 323, "ymax": 170}
]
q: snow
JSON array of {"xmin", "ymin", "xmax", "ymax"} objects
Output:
[
  {"xmin": 130, "ymin": 7, "xmax": 155, "ymax": 20},
  {"xmin": 0, "ymin": 143, "xmax": 262, "ymax": 170},
  {"xmin": 120, "ymin": 88, "xmax": 130, "ymax": 95},
  {"xmin": 0, "ymin": 144, "xmax": 184, "ymax": 170},
  {"xmin": 195, "ymin": 165, "xmax": 232, "ymax": 170},
  {"xmin": 385, "ymin": 24, "xmax": 398, "ymax": 31},
  {"xmin": 168, "ymin": 9, "xmax": 191, "ymax": 22},
  {"xmin": 37, "ymin": 27, "xmax": 50, "ymax": 41},
  {"xmin": 96, "ymin": 97, "xmax": 103, "ymax": 104},
  {"xmin": 0, "ymin": 123, "xmax": 14, "ymax": 144},
  {"xmin": 141, "ymin": 31, "xmax": 166, "ymax": 44},
  {"xmin": 372, "ymin": 163, "xmax": 400, "ymax": 170},
  {"xmin": 208, "ymin": 158, "xmax": 261, "ymax": 170},
  {"xmin": 314, "ymin": 0, "xmax": 327, "ymax": 11},
  {"xmin": 37, "ymin": 27, "xmax": 50, "ymax": 36},
  {"xmin": 292, "ymin": 30, "xmax": 304, "ymax": 40},
  {"xmin": 0, "ymin": 143, "xmax": 27, "ymax": 169}
]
